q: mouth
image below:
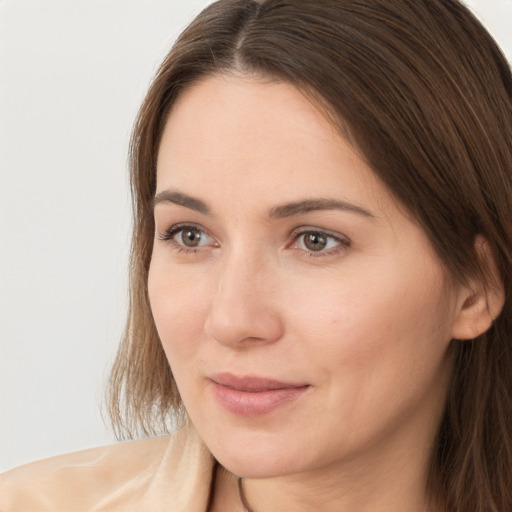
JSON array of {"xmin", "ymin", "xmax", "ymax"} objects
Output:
[{"xmin": 208, "ymin": 373, "xmax": 311, "ymax": 416}]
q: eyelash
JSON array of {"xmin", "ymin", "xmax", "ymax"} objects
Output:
[{"xmin": 157, "ymin": 224, "xmax": 351, "ymax": 257}]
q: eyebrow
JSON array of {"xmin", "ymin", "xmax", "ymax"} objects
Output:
[
  {"xmin": 153, "ymin": 190, "xmax": 210, "ymax": 215},
  {"xmin": 268, "ymin": 198, "xmax": 375, "ymax": 219},
  {"xmin": 153, "ymin": 189, "xmax": 375, "ymax": 219}
]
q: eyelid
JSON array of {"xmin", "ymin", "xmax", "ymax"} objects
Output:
[{"xmin": 291, "ymin": 225, "xmax": 349, "ymax": 241}]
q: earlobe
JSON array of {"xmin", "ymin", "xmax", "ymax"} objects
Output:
[{"xmin": 450, "ymin": 237, "xmax": 505, "ymax": 340}]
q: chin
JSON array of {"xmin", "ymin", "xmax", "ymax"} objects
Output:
[
  {"xmin": 218, "ymin": 452, "xmax": 297, "ymax": 479},
  {"xmin": 205, "ymin": 429, "xmax": 308, "ymax": 479}
]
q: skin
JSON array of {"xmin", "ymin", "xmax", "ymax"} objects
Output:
[{"xmin": 148, "ymin": 74, "xmax": 472, "ymax": 512}]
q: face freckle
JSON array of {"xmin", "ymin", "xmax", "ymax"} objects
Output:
[{"xmin": 148, "ymin": 73, "xmax": 462, "ymax": 481}]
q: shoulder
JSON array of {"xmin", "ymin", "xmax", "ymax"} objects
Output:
[{"xmin": 0, "ymin": 425, "xmax": 215, "ymax": 512}]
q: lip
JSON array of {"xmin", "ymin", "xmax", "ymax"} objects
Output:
[{"xmin": 209, "ymin": 373, "xmax": 310, "ymax": 416}]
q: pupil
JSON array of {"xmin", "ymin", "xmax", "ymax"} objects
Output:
[
  {"xmin": 183, "ymin": 229, "xmax": 201, "ymax": 247},
  {"xmin": 305, "ymin": 233, "xmax": 327, "ymax": 251}
]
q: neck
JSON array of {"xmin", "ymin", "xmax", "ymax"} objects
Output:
[{"xmin": 242, "ymin": 454, "xmax": 435, "ymax": 512}]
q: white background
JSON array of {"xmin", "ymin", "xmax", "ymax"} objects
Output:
[{"xmin": 1, "ymin": 0, "xmax": 511, "ymax": 473}]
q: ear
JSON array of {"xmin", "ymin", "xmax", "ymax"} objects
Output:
[{"xmin": 450, "ymin": 236, "xmax": 505, "ymax": 340}]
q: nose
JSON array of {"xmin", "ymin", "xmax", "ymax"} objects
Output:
[{"xmin": 204, "ymin": 251, "xmax": 284, "ymax": 348}]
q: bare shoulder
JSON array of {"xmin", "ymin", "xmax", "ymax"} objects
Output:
[{"xmin": 0, "ymin": 435, "xmax": 173, "ymax": 511}]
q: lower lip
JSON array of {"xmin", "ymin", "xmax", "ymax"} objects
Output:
[{"xmin": 210, "ymin": 381, "xmax": 309, "ymax": 416}]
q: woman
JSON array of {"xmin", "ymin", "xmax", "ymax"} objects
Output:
[{"xmin": 2, "ymin": 0, "xmax": 511, "ymax": 511}]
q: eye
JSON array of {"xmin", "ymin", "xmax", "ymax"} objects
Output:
[
  {"xmin": 158, "ymin": 224, "xmax": 214, "ymax": 249},
  {"xmin": 293, "ymin": 229, "xmax": 349, "ymax": 256},
  {"xmin": 175, "ymin": 227, "xmax": 208, "ymax": 248}
]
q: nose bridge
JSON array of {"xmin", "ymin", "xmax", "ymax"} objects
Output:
[
  {"xmin": 219, "ymin": 243, "xmax": 265, "ymax": 296},
  {"xmin": 205, "ymin": 244, "xmax": 283, "ymax": 347}
]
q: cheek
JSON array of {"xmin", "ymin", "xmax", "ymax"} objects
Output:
[
  {"xmin": 147, "ymin": 257, "xmax": 214, "ymax": 365},
  {"xmin": 278, "ymin": 268, "xmax": 455, "ymax": 454},
  {"xmin": 286, "ymin": 262, "xmax": 455, "ymax": 388}
]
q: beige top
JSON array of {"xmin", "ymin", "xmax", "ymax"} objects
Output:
[{"xmin": 0, "ymin": 423, "xmax": 215, "ymax": 512}]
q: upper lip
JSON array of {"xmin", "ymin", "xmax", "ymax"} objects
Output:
[{"xmin": 209, "ymin": 372, "xmax": 309, "ymax": 392}]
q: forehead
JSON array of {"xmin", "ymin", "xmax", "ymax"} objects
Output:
[
  {"xmin": 156, "ymin": 74, "xmax": 386, "ymax": 212},
  {"xmin": 160, "ymin": 74, "xmax": 340, "ymax": 161}
]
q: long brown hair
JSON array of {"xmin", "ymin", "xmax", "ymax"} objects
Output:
[{"xmin": 108, "ymin": 1, "xmax": 512, "ymax": 510}]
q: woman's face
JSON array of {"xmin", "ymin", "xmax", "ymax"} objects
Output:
[{"xmin": 149, "ymin": 74, "xmax": 463, "ymax": 479}]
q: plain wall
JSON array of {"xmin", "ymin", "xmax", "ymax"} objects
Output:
[{"xmin": 1, "ymin": 0, "xmax": 511, "ymax": 473}]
